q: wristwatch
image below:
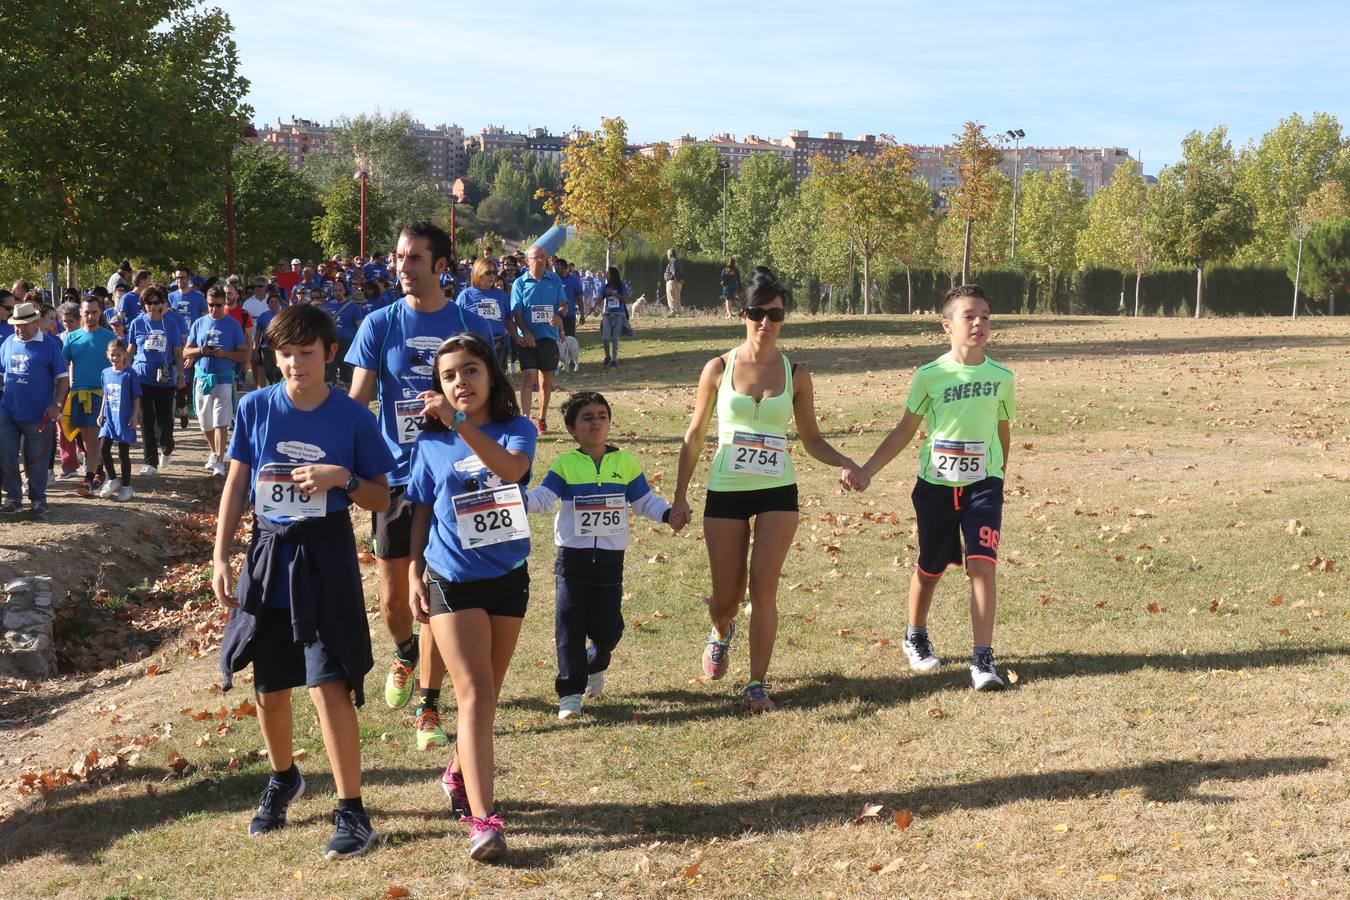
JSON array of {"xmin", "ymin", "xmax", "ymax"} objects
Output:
[
  {"xmin": 449, "ymin": 410, "xmax": 467, "ymax": 433},
  {"xmin": 337, "ymin": 472, "xmax": 360, "ymax": 496}
]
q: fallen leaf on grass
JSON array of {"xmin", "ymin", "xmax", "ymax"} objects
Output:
[
  {"xmin": 166, "ymin": 749, "xmax": 189, "ymax": 774},
  {"xmin": 385, "ymin": 887, "xmax": 410, "ymax": 899},
  {"xmin": 893, "ymin": 810, "xmax": 914, "ymax": 830},
  {"xmin": 651, "ymin": 610, "xmax": 669, "ymax": 619},
  {"xmin": 927, "ymin": 707, "xmax": 946, "ymax": 719},
  {"xmin": 874, "ymin": 858, "xmax": 904, "ymax": 875},
  {"xmin": 1269, "ymin": 596, "xmax": 1284, "ymax": 606},
  {"xmin": 1146, "ymin": 602, "xmax": 1162, "ymax": 614},
  {"xmin": 1093, "ymin": 601, "xmax": 1107, "ymax": 609},
  {"xmin": 647, "ymin": 553, "xmax": 667, "ymax": 564},
  {"xmin": 1006, "ymin": 669, "xmax": 1020, "ymax": 684},
  {"xmin": 682, "ymin": 862, "xmax": 701, "ymax": 879},
  {"xmin": 1286, "ymin": 519, "xmax": 1308, "ymax": 537},
  {"xmin": 1053, "ymin": 823, "xmax": 1070, "ymax": 832},
  {"xmin": 231, "ymin": 700, "xmax": 257, "ymax": 718},
  {"xmin": 292, "ymin": 749, "xmax": 308, "ymax": 761},
  {"xmin": 144, "ymin": 663, "xmax": 166, "ymax": 678},
  {"xmin": 857, "ymin": 802, "xmax": 884, "ymax": 821},
  {"xmin": 1098, "ymin": 873, "xmax": 1118, "ymax": 882}
]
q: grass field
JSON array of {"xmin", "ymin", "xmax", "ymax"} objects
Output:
[{"xmin": 1, "ymin": 313, "xmax": 1347, "ymax": 899}]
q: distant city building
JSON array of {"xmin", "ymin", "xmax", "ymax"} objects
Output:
[
  {"xmin": 662, "ymin": 133, "xmax": 796, "ymax": 176},
  {"xmin": 908, "ymin": 144, "xmax": 1134, "ymax": 197},
  {"xmin": 254, "ymin": 116, "xmax": 468, "ymax": 194},
  {"xmin": 464, "ymin": 125, "xmax": 572, "ymax": 165},
  {"xmin": 781, "ymin": 130, "xmax": 882, "ymax": 179}
]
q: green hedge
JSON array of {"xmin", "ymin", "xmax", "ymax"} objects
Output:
[{"xmin": 616, "ymin": 249, "xmax": 727, "ymax": 309}]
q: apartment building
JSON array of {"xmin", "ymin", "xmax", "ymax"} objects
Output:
[
  {"xmin": 255, "ymin": 116, "xmax": 469, "ymax": 192},
  {"xmin": 664, "ymin": 133, "xmax": 796, "ymax": 176}
]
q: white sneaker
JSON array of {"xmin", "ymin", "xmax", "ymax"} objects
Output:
[
  {"xmin": 902, "ymin": 633, "xmax": 942, "ymax": 672},
  {"xmin": 204, "ymin": 453, "xmax": 218, "ymax": 471},
  {"xmin": 137, "ymin": 465, "xmax": 157, "ymax": 477},
  {"xmin": 558, "ymin": 694, "xmax": 583, "ymax": 720},
  {"xmin": 584, "ymin": 672, "xmax": 605, "ymax": 697},
  {"xmin": 970, "ymin": 649, "xmax": 1006, "ymax": 691},
  {"xmin": 211, "ymin": 460, "xmax": 228, "ymax": 476},
  {"xmin": 98, "ymin": 478, "xmax": 121, "ymax": 499},
  {"xmin": 159, "ymin": 451, "xmax": 171, "ymax": 467},
  {"xmin": 116, "ymin": 485, "xmax": 134, "ymax": 502}
]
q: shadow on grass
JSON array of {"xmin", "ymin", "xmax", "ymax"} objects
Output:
[{"xmin": 0, "ymin": 753, "xmax": 1328, "ymax": 868}]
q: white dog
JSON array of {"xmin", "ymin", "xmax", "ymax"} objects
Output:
[
  {"xmin": 628, "ymin": 292, "xmax": 650, "ymax": 317},
  {"xmin": 557, "ymin": 334, "xmax": 581, "ymax": 372}
]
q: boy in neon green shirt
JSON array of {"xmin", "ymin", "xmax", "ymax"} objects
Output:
[{"xmin": 848, "ymin": 284, "xmax": 1014, "ymax": 690}]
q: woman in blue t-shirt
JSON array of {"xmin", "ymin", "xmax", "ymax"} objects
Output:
[
  {"xmin": 406, "ymin": 332, "xmax": 536, "ymax": 863},
  {"xmin": 455, "ymin": 259, "xmax": 510, "ymax": 369}
]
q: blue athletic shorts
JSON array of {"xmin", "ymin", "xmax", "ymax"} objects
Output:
[
  {"xmin": 911, "ymin": 476, "xmax": 1003, "ymax": 576},
  {"xmin": 250, "ymin": 607, "xmax": 348, "ymax": 694}
]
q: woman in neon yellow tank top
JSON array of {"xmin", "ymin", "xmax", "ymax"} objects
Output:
[{"xmin": 672, "ymin": 269, "xmax": 863, "ymax": 712}]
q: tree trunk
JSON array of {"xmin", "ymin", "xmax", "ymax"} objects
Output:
[
  {"xmin": 1134, "ymin": 265, "xmax": 1143, "ymax": 317},
  {"xmin": 50, "ymin": 254, "xmax": 60, "ymax": 304},
  {"xmin": 905, "ymin": 262, "xmax": 913, "ymax": 314},
  {"xmin": 1193, "ymin": 263, "xmax": 1203, "ymax": 318},
  {"xmin": 862, "ymin": 253, "xmax": 871, "ymax": 316},
  {"xmin": 604, "ymin": 238, "xmax": 612, "ymax": 272},
  {"xmin": 961, "ymin": 218, "xmax": 972, "ymax": 285},
  {"xmin": 845, "ymin": 243, "xmax": 855, "ymax": 315},
  {"xmin": 1291, "ymin": 236, "xmax": 1304, "ymax": 320},
  {"xmin": 1331, "ymin": 290, "xmax": 1336, "ymax": 317}
]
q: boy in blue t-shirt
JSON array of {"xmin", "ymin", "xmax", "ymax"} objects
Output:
[{"xmin": 213, "ymin": 303, "xmax": 395, "ymax": 860}]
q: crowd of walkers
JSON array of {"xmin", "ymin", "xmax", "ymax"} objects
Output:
[{"xmin": 3, "ymin": 225, "xmax": 1014, "ymax": 869}]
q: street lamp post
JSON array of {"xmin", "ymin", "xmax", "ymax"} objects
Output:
[
  {"xmin": 1005, "ymin": 129, "xmax": 1024, "ymax": 260},
  {"xmin": 354, "ymin": 170, "xmax": 368, "ymax": 260},
  {"xmin": 718, "ymin": 159, "xmax": 731, "ymax": 258}
]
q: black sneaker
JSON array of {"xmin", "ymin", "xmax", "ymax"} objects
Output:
[
  {"xmin": 30, "ymin": 500, "xmax": 48, "ymax": 518},
  {"xmin": 248, "ymin": 770, "xmax": 306, "ymax": 835},
  {"xmin": 324, "ymin": 807, "xmax": 378, "ymax": 859}
]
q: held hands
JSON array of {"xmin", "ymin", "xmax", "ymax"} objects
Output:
[
  {"xmin": 130, "ymin": 412, "xmax": 140, "ymax": 429},
  {"xmin": 212, "ymin": 557, "xmax": 238, "ymax": 609},
  {"xmin": 416, "ymin": 390, "xmax": 457, "ymax": 428},
  {"xmin": 840, "ymin": 461, "xmax": 871, "ymax": 492},
  {"xmin": 290, "ymin": 464, "xmax": 348, "ymax": 493},
  {"xmin": 667, "ymin": 506, "xmax": 690, "ymax": 533}
]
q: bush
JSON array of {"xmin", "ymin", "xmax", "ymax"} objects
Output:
[
  {"xmin": 1074, "ymin": 268, "xmax": 1126, "ymax": 315},
  {"xmin": 1203, "ymin": 266, "xmax": 1296, "ymax": 316},
  {"xmin": 970, "ymin": 268, "xmax": 1025, "ymax": 314},
  {"xmin": 616, "ymin": 249, "xmax": 725, "ymax": 310}
]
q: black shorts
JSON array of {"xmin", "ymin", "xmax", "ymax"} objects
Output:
[
  {"xmin": 427, "ymin": 564, "xmax": 529, "ymax": 618},
  {"xmin": 912, "ymin": 476, "xmax": 1004, "ymax": 576},
  {"xmin": 517, "ymin": 338, "xmax": 559, "ymax": 373},
  {"xmin": 704, "ymin": 484, "xmax": 799, "ymax": 521},
  {"xmin": 251, "ymin": 607, "xmax": 349, "ymax": 694},
  {"xmin": 372, "ymin": 484, "xmax": 415, "ymax": 560}
]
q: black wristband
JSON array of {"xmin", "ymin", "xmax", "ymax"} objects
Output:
[{"xmin": 661, "ymin": 508, "xmax": 671, "ymax": 524}]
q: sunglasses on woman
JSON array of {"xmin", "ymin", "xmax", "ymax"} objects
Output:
[{"xmin": 744, "ymin": 307, "xmax": 785, "ymax": 323}]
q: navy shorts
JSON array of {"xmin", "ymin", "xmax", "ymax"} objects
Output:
[
  {"xmin": 251, "ymin": 607, "xmax": 349, "ymax": 694},
  {"xmin": 427, "ymin": 563, "xmax": 529, "ymax": 619},
  {"xmin": 912, "ymin": 476, "xmax": 1003, "ymax": 576}
]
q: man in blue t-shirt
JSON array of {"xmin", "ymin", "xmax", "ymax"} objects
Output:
[
  {"xmin": 185, "ymin": 286, "xmax": 250, "ymax": 475},
  {"xmin": 345, "ymin": 220, "xmax": 493, "ymax": 750},
  {"xmin": 362, "ymin": 253, "xmax": 388, "ymax": 285},
  {"xmin": 0, "ymin": 302, "xmax": 70, "ymax": 515},
  {"xmin": 558, "ymin": 257, "xmax": 586, "ymax": 329},
  {"xmin": 61, "ymin": 297, "xmax": 116, "ymax": 493},
  {"xmin": 168, "ymin": 266, "xmax": 208, "ymax": 324},
  {"xmin": 509, "ymin": 245, "xmax": 566, "ymax": 433}
]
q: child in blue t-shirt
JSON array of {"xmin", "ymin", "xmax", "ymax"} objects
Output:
[
  {"xmin": 406, "ymin": 332, "xmax": 536, "ymax": 863},
  {"xmin": 96, "ymin": 340, "xmax": 141, "ymax": 502},
  {"xmin": 212, "ymin": 304, "xmax": 395, "ymax": 861}
]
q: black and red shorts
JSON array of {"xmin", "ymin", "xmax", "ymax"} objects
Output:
[{"xmin": 912, "ymin": 476, "xmax": 1003, "ymax": 576}]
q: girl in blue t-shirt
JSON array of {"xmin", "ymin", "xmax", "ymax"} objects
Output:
[
  {"xmin": 96, "ymin": 340, "xmax": 141, "ymax": 501},
  {"xmin": 406, "ymin": 332, "xmax": 536, "ymax": 863}
]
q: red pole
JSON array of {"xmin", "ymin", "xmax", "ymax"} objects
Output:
[
  {"xmin": 225, "ymin": 153, "xmax": 235, "ymax": 275},
  {"xmin": 359, "ymin": 173, "xmax": 367, "ymax": 260}
]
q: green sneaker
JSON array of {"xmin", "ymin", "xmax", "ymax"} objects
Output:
[
  {"xmin": 384, "ymin": 656, "xmax": 415, "ymax": 709},
  {"xmin": 414, "ymin": 705, "xmax": 448, "ymax": 750}
]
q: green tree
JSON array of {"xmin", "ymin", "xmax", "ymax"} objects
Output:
[
  {"xmin": 1235, "ymin": 113, "xmax": 1349, "ymax": 265},
  {"xmin": 766, "ymin": 176, "xmax": 840, "ymax": 309},
  {"xmin": 948, "ymin": 122, "xmax": 1005, "ymax": 283},
  {"xmin": 0, "ymin": 0, "xmax": 249, "ymax": 288},
  {"xmin": 1297, "ymin": 217, "xmax": 1350, "ymax": 315},
  {"xmin": 477, "ymin": 163, "xmax": 532, "ymax": 237},
  {"xmin": 172, "ymin": 142, "xmax": 322, "ymax": 276},
  {"xmin": 1288, "ymin": 184, "xmax": 1350, "ymax": 316},
  {"xmin": 541, "ymin": 117, "xmax": 669, "ymax": 269},
  {"xmin": 812, "ymin": 146, "xmax": 931, "ymax": 314},
  {"xmin": 1147, "ymin": 127, "xmax": 1254, "ymax": 317},
  {"xmin": 1078, "ymin": 160, "xmax": 1153, "ymax": 315},
  {"xmin": 662, "ymin": 144, "xmax": 725, "ymax": 256},
  {"xmin": 303, "ymin": 111, "xmax": 446, "ymax": 250},
  {"xmin": 938, "ymin": 171, "xmax": 1012, "ymax": 278},
  {"xmin": 464, "ymin": 150, "xmax": 511, "ymax": 205},
  {"xmin": 1015, "ymin": 169, "xmax": 1087, "ymax": 301},
  {"xmin": 896, "ymin": 210, "xmax": 941, "ymax": 313},
  {"xmin": 726, "ymin": 153, "xmax": 797, "ymax": 271},
  {"xmin": 312, "ymin": 176, "xmax": 395, "ymax": 259}
]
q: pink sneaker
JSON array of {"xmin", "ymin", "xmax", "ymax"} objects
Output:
[
  {"xmin": 440, "ymin": 765, "xmax": 469, "ymax": 818},
  {"xmin": 700, "ymin": 620, "xmax": 736, "ymax": 680},
  {"xmin": 745, "ymin": 681, "xmax": 776, "ymax": 713},
  {"xmin": 463, "ymin": 812, "xmax": 506, "ymax": 861}
]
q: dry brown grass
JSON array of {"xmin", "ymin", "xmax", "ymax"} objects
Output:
[{"xmin": 0, "ymin": 314, "xmax": 1346, "ymax": 899}]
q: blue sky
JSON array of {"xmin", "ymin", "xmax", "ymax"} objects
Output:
[{"xmin": 229, "ymin": 0, "xmax": 1349, "ymax": 174}]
